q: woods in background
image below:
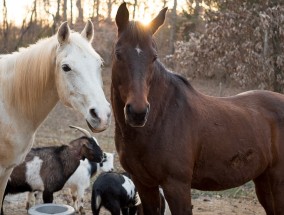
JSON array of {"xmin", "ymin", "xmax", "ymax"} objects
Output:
[{"xmin": 1, "ymin": 0, "xmax": 284, "ymax": 92}]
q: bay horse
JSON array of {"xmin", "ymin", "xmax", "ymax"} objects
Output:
[
  {"xmin": 111, "ymin": 3, "xmax": 284, "ymax": 215},
  {"xmin": 0, "ymin": 20, "xmax": 111, "ymax": 203}
]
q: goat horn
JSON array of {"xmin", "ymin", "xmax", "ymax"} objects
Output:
[{"xmin": 69, "ymin": 125, "xmax": 92, "ymax": 138}]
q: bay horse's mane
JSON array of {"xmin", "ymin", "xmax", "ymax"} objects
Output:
[{"xmin": 153, "ymin": 60, "xmax": 192, "ymax": 89}]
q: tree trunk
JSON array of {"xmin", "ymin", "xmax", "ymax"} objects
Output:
[
  {"xmin": 56, "ymin": 0, "xmax": 60, "ymax": 21},
  {"xmin": 95, "ymin": 0, "xmax": 100, "ymax": 22},
  {"xmin": 76, "ymin": 0, "xmax": 83, "ymax": 22},
  {"xmin": 63, "ymin": 0, "xmax": 67, "ymax": 21},
  {"xmin": 106, "ymin": 0, "xmax": 113, "ymax": 23},
  {"xmin": 270, "ymin": 0, "xmax": 283, "ymax": 92},
  {"xmin": 272, "ymin": 25, "xmax": 283, "ymax": 92},
  {"xmin": 169, "ymin": 0, "xmax": 177, "ymax": 54},
  {"xmin": 70, "ymin": 0, "xmax": 73, "ymax": 26},
  {"xmin": 34, "ymin": 0, "xmax": 37, "ymax": 23},
  {"xmin": 162, "ymin": 0, "xmax": 168, "ymax": 8},
  {"xmin": 133, "ymin": 0, "xmax": 137, "ymax": 19},
  {"xmin": 2, "ymin": 0, "xmax": 9, "ymax": 51}
]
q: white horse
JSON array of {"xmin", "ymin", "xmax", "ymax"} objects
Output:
[{"xmin": 0, "ymin": 20, "xmax": 111, "ymax": 203}]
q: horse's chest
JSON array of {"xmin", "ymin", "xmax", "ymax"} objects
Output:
[{"xmin": 118, "ymin": 147, "xmax": 161, "ymax": 186}]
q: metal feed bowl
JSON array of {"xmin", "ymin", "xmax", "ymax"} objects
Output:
[{"xmin": 28, "ymin": 203, "xmax": 75, "ymax": 215}]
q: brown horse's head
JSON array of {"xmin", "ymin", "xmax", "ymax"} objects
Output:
[{"xmin": 113, "ymin": 3, "xmax": 167, "ymax": 127}]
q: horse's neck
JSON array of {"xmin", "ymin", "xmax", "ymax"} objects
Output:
[
  {"xmin": 1, "ymin": 37, "xmax": 59, "ymax": 130},
  {"xmin": 149, "ymin": 63, "xmax": 179, "ymax": 113}
]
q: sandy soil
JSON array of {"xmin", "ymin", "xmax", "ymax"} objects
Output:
[{"xmin": 2, "ymin": 68, "xmax": 266, "ymax": 214}]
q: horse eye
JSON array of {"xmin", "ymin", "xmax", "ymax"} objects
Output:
[
  {"xmin": 62, "ymin": 64, "xmax": 71, "ymax": 72},
  {"xmin": 115, "ymin": 51, "xmax": 122, "ymax": 61}
]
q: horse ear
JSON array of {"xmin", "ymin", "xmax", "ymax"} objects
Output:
[
  {"xmin": 115, "ymin": 2, "xmax": 129, "ymax": 33},
  {"xmin": 57, "ymin": 21, "xmax": 70, "ymax": 45},
  {"xmin": 81, "ymin": 20, "xmax": 94, "ymax": 42},
  {"xmin": 149, "ymin": 7, "xmax": 168, "ymax": 35}
]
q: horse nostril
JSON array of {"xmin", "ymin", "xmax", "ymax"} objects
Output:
[
  {"xmin": 126, "ymin": 104, "xmax": 132, "ymax": 115},
  {"xmin": 89, "ymin": 108, "xmax": 98, "ymax": 119}
]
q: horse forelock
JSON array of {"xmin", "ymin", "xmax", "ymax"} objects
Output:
[
  {"xmin": 122, "ymin": 21, "xmax": 152, "ymax": 46},
  {"xmin": 1, "ymin": 36, "xmax": 58, "ymax": 118}
]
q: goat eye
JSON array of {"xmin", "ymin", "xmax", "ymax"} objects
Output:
[{"xmin": 62, "ymin": 64, "xmax": 71, "ymax": 72}]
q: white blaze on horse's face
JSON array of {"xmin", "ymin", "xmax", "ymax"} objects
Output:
[
  {"xmin": 55, "ymin": 21, "xmax": 111, "ymax": 132},
  {"xmin": 135, "ymin": 44, "xmax": 142, "ymax": 55}
]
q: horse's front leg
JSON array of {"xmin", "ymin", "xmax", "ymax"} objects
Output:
[
  {"xmin": 132, "ymin": 177, "xmax": 161, "ymax": 215},
  {"xmin": 161, "ymin": 177, "xmax": 192, "ymax": 215},
  {"xmin": 0, "ymin": 168, "xmax": 13, "ymax": 211}
]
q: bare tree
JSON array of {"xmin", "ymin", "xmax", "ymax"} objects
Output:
[
  {"xmin": 93, "ymin": 0, "xmax": 100, "ymax": 21},
  {"xmin": 70, "ymin": 0, "xmax": 73, "ymax": 26},
  {"xmin": 172, "ymin": 0, "xmax": 284, "ymax": 92},
  {"xmin": 76, "ymin": 0, "xmax": 84, "ymax": 22},
  {"xmin": 56, "ymin": 0, "xmax": 61, "ymax": 22},
  {"xmin": 169, "ymin": 0, "xmax": 177, "ymax": 54},
  {"xmin": 106, "ymin": 0, "xmax": 117, "ymax": 22},
  {"xmin": 63, "ymin": 0, "xmax": 68, "ymax": 21},
  {"xmin": 44, "ymin": 0, "xmax": 56, "ymax": 34},
  {"xmin": 162, "ymin": 0, "xmax": 168, "ymax": 8},
  {"xmin": 33, "ymin": 0, "xmax": 37, "ymax": 23},
  {"xmin": 133, "ymin": 0, "xmax": 137, "ymax": 19},
  {"xmin": 2, "ymin": 0, "xmax": 9, "ymax": 51},
  {"xmin": 14, "ymin": 5, "xmax": 37, "ymax": 50}
]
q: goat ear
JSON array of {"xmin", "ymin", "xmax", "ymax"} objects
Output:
[
  {"xmin": 81, "ymin": 20, "xmax": 94, "ymax": 42},
  {"xmin": 84, "ymin": 142, "xmax": 94, "ymax": 151},
  {"xmin": 57, "ymin": 21, "xmax": 70, "ymax": 45},
  {"xmin": 149, "ymin": 7, "xmax": 167, "ymax": 35},
  {"xmin": 116, "ymin": 2, "xmax": 129, "ymax": 33}
]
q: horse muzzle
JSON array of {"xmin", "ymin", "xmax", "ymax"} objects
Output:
[
  {"xmin": 86, "ymin": 107, "xmax": 111, "ymax": 133},
  {"xmin": 124, "ymin": 103, "xmax": 150, "ymax": 127}
]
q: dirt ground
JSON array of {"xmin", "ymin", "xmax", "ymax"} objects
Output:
[{"xmin": 2, "ymin": 68, "xmax": 266, "ymax": 214}]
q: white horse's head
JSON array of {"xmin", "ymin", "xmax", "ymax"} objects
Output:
[{"xmin": 55, "ymin": 21, "xmax": 111, "ymax": 132}]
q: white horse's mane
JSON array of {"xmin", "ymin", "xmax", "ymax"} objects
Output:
[
  {"xmin": 0, "ymin": 32, "xmax": 103, "ymax": 118},
  {"xmin": 0, "ymin": 36, "xmax": 57, "ymax": 117}
]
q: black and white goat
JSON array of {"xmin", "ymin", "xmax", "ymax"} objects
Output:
[
  {"xmin": 1, "ymin": 126, "xmax": 102, "ymax": 215},
  {"xmin": 91, "ymin": 172, "xmax": 141, "ymax": 215},
  {"xmin": 29, "ymin": 152, "xmax": 114, "ymax": 214},
  {"xmin": 62, "ymin": 152, "xmax": 114, "ymax": 214}
]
